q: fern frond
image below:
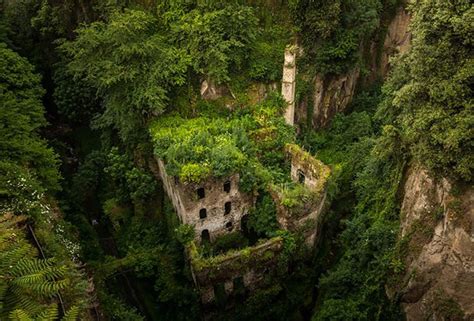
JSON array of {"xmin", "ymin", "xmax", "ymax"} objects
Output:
[
  {"xmin": 62, "ymin": 305, "xmax": 80, "ymax": 321},
  {"xmin": 8, "ymin": 309, "xmax": 33, "ymax": 321},
  {"xmin": 35, "ymin": 304, "xmax": 58, "ymax": 321},
  {"xmin": 0, "ymin": 245, "xmax": 36, "ymax": 271}
]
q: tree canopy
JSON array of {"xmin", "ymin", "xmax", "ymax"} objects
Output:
[{"xmin": 0, "ymin": 43, "xmax": 59, "ymax": 207}]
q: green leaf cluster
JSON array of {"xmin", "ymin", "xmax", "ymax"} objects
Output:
[
  {"xmin": 0, "ymin": 214, "xmax": 84, "ymax": 320},
  {"xmin": 150, "ymin": 95, "xmax": 294, "ymax": 186},
  {"xmin": 0, "ymin": 43, "xmax": 60, "ymax": 204},
  {"xmin": 290, "ymin": 0, "xmax": 396, "ymax": 75},
  {"xmin": 381, "ymin": 0, "xmax": 474, "ymax": 181}
]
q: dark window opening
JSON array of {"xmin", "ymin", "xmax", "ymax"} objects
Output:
[
  {"xmin": 213, "ymin": 283, "xmax": 227, "ymax": 307},
  {"xmin": 174, "ymin": 176, "xmax": 179, "ymax": 185},
  {"xmin": 297, "ymin": 169, "xmax": 305, "ymax": 184},
  {"xmin": 233, "ymin": 277, "xmax": 245, "ymax": 297},
  {"xmin": 223, "ymin": 180, "xmax": 231, "ymax": 193},
  {"xmin": 196, "ymin": 187, "xmax": 205, "ymax": 199},
  {"xmin": 225, "ymin": 221, "xmax": 233, "ymax": 231},
  {"xmin": 199, "ymin": 208, "xmax": 207, "ymax": 219},
  {"xmin": 224, "ymin": 202, "xmax": 231, "ymax": 215},
  {"xmin": 201, "ymin": 229, "xmax": 210, "ymax": 243}
]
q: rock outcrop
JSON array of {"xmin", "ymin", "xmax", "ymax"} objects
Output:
[
  {"xmin": 310, "ymin": 68, "xmax": 360, "ymax": 128},
  {"xmin": 393, "ymin": 166, "xmax": 474, "ymax": 320},
  {"xmin": 366, "ymin": 5, "xmax": 412, "ymax": 84},
  {"xmin": 301, "ymin": 3, "xmax": 411, "ymax": 129}
]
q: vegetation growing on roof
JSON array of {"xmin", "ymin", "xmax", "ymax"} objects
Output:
[
  {"xmin": 188, "ymin": 236, "xmax": 284, "ymax": 273},
  {"xmin": 150, "ymin": 94, "xmax": 295, "ymax": 188}
]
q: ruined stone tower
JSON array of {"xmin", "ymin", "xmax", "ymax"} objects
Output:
[
  {"xmin": 282, "ymin": 45, "xmax": 297, "ymax": 126},
  {"xmin": 156, "ymin": 159, "xmax": 253, "ymax": 243}
]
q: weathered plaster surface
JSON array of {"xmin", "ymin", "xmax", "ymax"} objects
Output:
[{"xmin": 274, "ymin": 146, "xmax": 330, "ymax": 245}]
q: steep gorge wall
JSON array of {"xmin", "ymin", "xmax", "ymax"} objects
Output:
[
  {"xmin": 297, "ymin": 4, "xmax": 411, "ymax": 129},
  {"xmin": 392, "ymin": 166, "xmax": 474, "ymax": 320}
]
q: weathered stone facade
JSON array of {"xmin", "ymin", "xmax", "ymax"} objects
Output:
[
  {"xmin": 273, "ymin": 145, "xmax": 331, "ymax": 245},
  {"xmin": 153, "ymin": 46, "xmax": 333, "ymax": 310},
  {"xmin": 282, "ymin": 46, "xmax": 297, "ymax": 126},
  {"xmin": 188, "ymin": 237, "xmax": 284, "ymax": 305},
  {"xmin": 156, "ymin": 158, "xmax": 254, "ymax": 243}
]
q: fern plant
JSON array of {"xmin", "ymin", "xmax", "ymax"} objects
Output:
[
  {"xmin": 0, "ymin": 213, "xmax": 77, "ymax": 320},
  {"xmin": 9, "ymin": 305, "xmax": 79, "ymax": 321}
]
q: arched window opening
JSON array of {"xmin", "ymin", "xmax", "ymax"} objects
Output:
[
  {"xmin": 201, "ymin": 229, "xmax": 210, "ymax": 243},
  {"xmin": 223, "ymin": 180, "xmax": 231, "ymax": 193},
  {"xmin": 197, "ymin": 187, "xmax": 205, "ymax": 199},
  {"xmin": 224, "ymin": 202, "xmax": 231, "ymax": 215},
  {"xmin": 297, "ymin": 169, "xmax": 305, "ymax": 184}
]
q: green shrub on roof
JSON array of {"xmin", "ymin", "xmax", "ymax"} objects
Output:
[{"xmin": 150, "ymin": 95, "xmax": 295, "ymax": 185}]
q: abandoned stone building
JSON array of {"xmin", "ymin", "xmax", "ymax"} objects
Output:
[
  {"xmin": 155, "ymin": 143, "xmax": 330, "ymax": 306},
  {"xmin": 152, "ymin": 45, "xmax": 331, "ymax": 307},
  {"xmin": 156, "ymin": 158, "xmax": 254, "ymax": 243}
]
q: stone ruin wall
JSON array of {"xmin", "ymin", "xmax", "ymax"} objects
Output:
[
  {"xmin": 274, "ymin": 148, "xmax": 330, "ymax": 245},
  {"xmin": 156, "ymin": 158, "xmax": 254, "ymax": 243},
  {"xmin": 190, "ymin": 237, "xmax": 284, "ymax": 305}
]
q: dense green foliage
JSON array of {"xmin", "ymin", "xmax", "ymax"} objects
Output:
[
  {"xmin": 303, "ymin": 1, "xmax": 473, "ymax": 320},
  {"xmin": 0, "ymin": 214, "xmax": 83, "ymax": 321},
  {"xmin": 290, "ymin": 0, "xmax": 399, "ymax": 74},
  {"xmin": 60, "ymin": 1, "xmax": 287, "ymax": 144},
  {"xmin": 0, "ymin": 44, "xmax": 59, "ymax": 200},
  {"xmin": 60, "ymin": 9, "xmax": 190, "ymax": 143},
  {"xmin": 1, "ymin": 0, "xmax": 471, "ymax": 320},
  {"xmin": 150, "ymin": 94, "xmax": 294, "ymax": 191},
  {"xmin": 383, "ymin": 0, "xmax": 473, "ymax": 181}
]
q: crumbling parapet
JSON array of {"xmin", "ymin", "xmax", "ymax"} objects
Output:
[
  {"xmin": 282, "ymin": 45, "xmax": 298, "ymax": 126},
  {"xmin": 272, "ymin": 144, "xmax": 331, "ymax": 245},
  {"xmin": 187, "ymin": 237, "xmax": 284, "ymax": 305},
  {"xmin": 156, "ymin": 158, "xmax": 254, "ymax": 243}
]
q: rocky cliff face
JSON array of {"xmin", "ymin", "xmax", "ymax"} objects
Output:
[
  {"xmin": 309, "ymin": 68, "xmax": 360, "ymax": 128},
  {"xmin": 393, "ymin": 166, "xmax": 474, "ymax": 320},
  {"xmin": 301, "ymin": 4, "xmax": 411, "ymax": 129}
]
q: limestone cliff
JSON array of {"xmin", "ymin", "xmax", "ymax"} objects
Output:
[
  {"xmin": 392, "ymin": 166, "xmax": 474, "ymax": 320},
  {"xmin": 299, "ymin": 4, "xmax": 411, "ymax": 129}
]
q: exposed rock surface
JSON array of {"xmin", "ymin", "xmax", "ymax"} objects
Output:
[
  {"xmin": 366, "ymin": 5, "xmax": 412, "ymax": 84},
  {"xmin": 310, "ymin": 68, "xmax": 360, "ymax": 128},
  {"xmin": 302, "ymin": 4, "xmax": 411, "ymax": 129},
  {"xmin": 394, "ymin": 166, "xmax": 474, "ymax": 320},
  {"xmin": 200, "ymin": 78, "xmax": 230, "ymax": 100}
]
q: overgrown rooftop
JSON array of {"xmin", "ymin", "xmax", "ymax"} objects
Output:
[{"xmin": 149, "ymin": 94, "xmax": 295, "ymax": 191}]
